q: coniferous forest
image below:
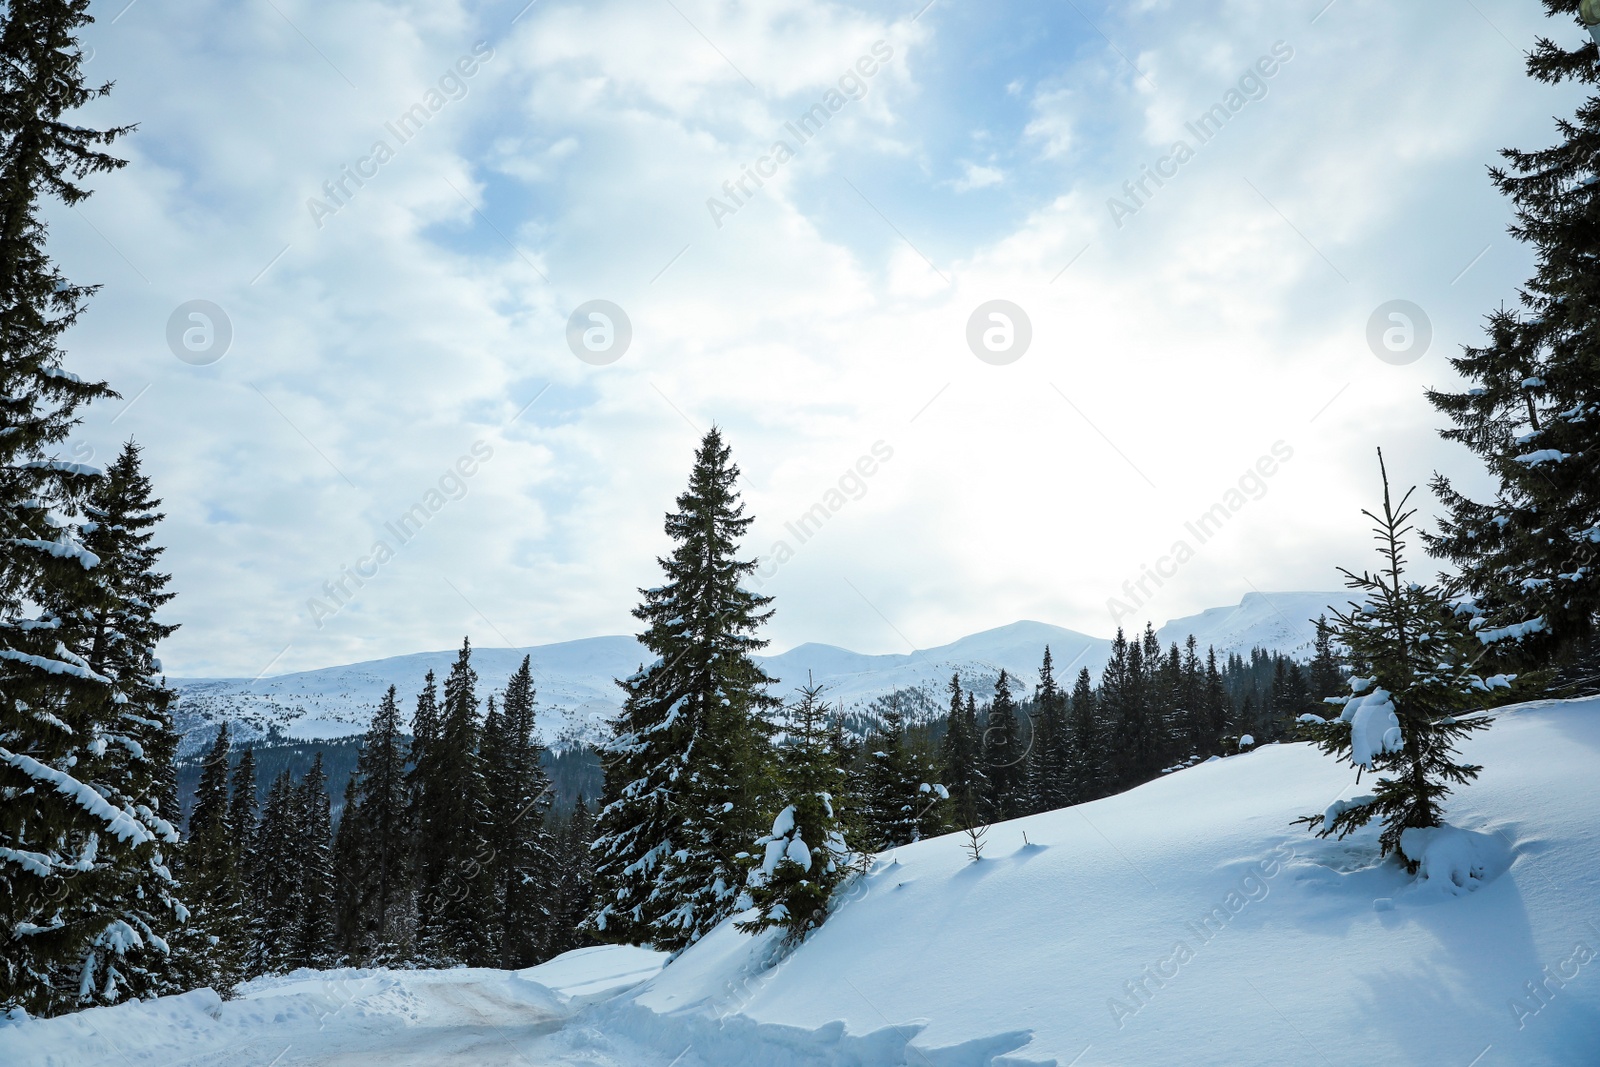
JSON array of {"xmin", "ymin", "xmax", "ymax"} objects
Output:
[{"xmin": 5, "ymin": 0, "xmax": 1600, "ymax": 1038}]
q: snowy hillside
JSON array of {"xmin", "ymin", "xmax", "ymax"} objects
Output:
[
  {"xmin": 1156, "ymin": 589, "xmax": 1344, "ymax": 662},
  {"xmin": 606, "ymin": 695, "xmax": 1600, "ymax": 1066},
  {"xmin": 170, "ymin": 591, "xmax": 1343, "ymax": 753},
  {"xmin": 12, "ymin": 695, "xmax": 1596, "ymax": 1066}
]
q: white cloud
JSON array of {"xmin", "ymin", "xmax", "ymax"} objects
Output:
[
  {"xmin": 45, "ymin": 0, "xmax": 1584, "ymax": 677},
  {"xmin": 951, "ymin": 162, "xmax": 1005, "ymax": 191}
]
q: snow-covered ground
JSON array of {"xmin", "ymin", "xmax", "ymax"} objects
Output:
[
  {"xmin": 170, "ymin": 591, "xmax": 1343, "ymax": 754},
  {"xmin": 24, "ymin": 684, "xmax": 1590, "ymax": 1067},
  {"xmin": 6, "ymin": 947, "xmax": 670, "ymax": 1067}
]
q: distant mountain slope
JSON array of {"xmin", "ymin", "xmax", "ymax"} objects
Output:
[
  {"xmin": 1156, "ymin": 589, "xmax": 1345, "ymax": 662},
  {"xmin": 173, "ymin": 636, "xmax": 646, "ymax": 755},
  {"xmin": 170, "ymin": 592, "xmax": 1344, "ymax": 754}
]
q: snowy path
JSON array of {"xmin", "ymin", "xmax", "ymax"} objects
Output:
[
  {"xmin": 10, "ymin": 949, "xmax": 675, "ymax": 1067},
  {"xmin": 191, "ymin": 978, "xmax": 568, "ymax": 1067}
]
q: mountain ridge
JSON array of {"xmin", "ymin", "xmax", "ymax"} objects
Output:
[{"xmin": 172, "ymin": 590, "xmax": 1346, "ymax": 754}]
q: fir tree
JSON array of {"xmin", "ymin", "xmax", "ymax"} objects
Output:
[
  {"xmin": 483, "ymin": 657, "xmax": 553, "ymax": 968},
  {"xmin": 1308, "ymin": 616, "xmax": 1344, "ymax": 703},
  {"xmin": 227, "ymin": 748, "xmax": 257, "ymax": 859},
  {"xmin": 245, "ymin": 769, "xmax": 300, "ymax": 978},
  {"xmin": 402, "ymin": 667, "xmax": 439, "ymax": 943},
  {"xmin": 936, "ymin": 674, "xmax": 985, "ymax": 830},
  {"xmin": 414, "ymin": 640, "xmax": 492, "ymax": 965},
  {"xmin": 1202, "ymin": 647, "xmax": 1228, "ymax": 755},
  {"xmin": 1426, "ymin": 3, "xmax": 1600, "ymax": 671},
  {"xmin": 2, "ymin": 445, "xmax": 184, "ymax": 1008},
  {"xmin": 1099, "ymin": 629, "xmax": 1139, "ymax": 789},
  {"xmin": 332, "ymin": 686, "xmax": 411, "ymax": 964},
  {"xmin": 826, "ymin": 718, "xmax": 867, "ymax": 850},
  {"xmin": 331, "ymin": 770, "xmax": 363, "ymax": 959},
  {"xmin": 864, "ymin": 710, "xmax": 947, "ymax": 851},
  {"xmin": 1177, "ymin": 635, "xmax": 1205, "ymax": 760},
  {"xmin": 290, "ymin": 754, "xmax": 335, "ymax": 969},
  {"xmin": 739, "ymin": 681, "xmax": 854, "ymax": 944},
  {"xmin": 546, "ymin": 799, "xmax": 596, "ymax": 958},
  {"xmin": 1156, "ymin": 642, "xmax": 1184, "ymax": 765},
  {"xmin": 1066, "ymin": 667, "xmax": 1100, "ymax": 803},
  {"xmin": 588, "ymin": 428, "xmax": 778, "ymax": 953},
  {"xmin": 225, "ymin": 748, "xmax": 258, "ymax": 973},
  {"xmin": 175, "ymin": 727, "xmax": 244, "ymax": 992},
  {"xmin": 1267, "ymin": 658, "xmax": 1293, "ymax": 741},
  {"xmin": 1028, "ymin": 649, "xmax": 1071, "ymax": 813},
  {"xmin": 1297, "ymin": 452, "xmax": 1506, "ymax": 865},
  {"xmin": 982, "ymin": 671, "xmax": 1026, "ymax": 821}
]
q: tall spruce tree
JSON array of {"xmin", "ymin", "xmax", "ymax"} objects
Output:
[
  {"xmin": 1177, "ymin": 635, "xmax": 1205, "ymax": 759},
  {"xmin": 175, "ymin": 727, "xmax": 244, "ymax": 992},
  {"xmin": 0, "ymin": 5, "xmax": 171, "ymax": 1006},
  {"xmin": 331, "ymin": 770, "xmax": 363, "ymax": 960},
  {"xmin": 413, "ymin": 639, "xmax": 492, "ymax": 965},
  {"xmin": 936, "ymin": 674, "xmax": 985, "ymax": 830},
  {"xmin": 1297, "ymin": 452, "xmax": 1508, "ymax": 865},
  {"xmin": 1308, "ymin": 616, "xmax": 1344, "ymax": 702},
  {"xmin": 860, "ymin": 706, "xmax": 944, "ymax": 849},
  {"xmin": 245, "ymin": 769, "xmax": 300, "ymax": 978},
  {"xmin": 739, "ymin": 681, "xmax": 854, "ymax": 944},
  {"xmin": 2, "ymin": 444, "xmax": 185, "ymax": 1012},
  {"xmin": 982, "ymin": 671, "xmax": 1026, "ymax": 821},
  {"xmin": 1426, "ymin": 3, "xmax": 1600, "ymax": 673},
  {"xmin": 1202, "ymin": 647, "xmax": 1228, "ymax": 755},
  {"xmin": 1065, "ymin": 667, "xmax": 1101, "ymax": 802},
  {"xmin": 1028, "ymin": 648, "xmax": 1071, "ymax": 813},
  {"xmin": 333, "ymin": 686, "xmax": 411, "ymax": 964},
  {"xmin": 588, "ymin": 428, "xmax": 778, "ymax": 953},
  {"xmin": 483, "ymin": 657, "xmax": 553, "ymax": 968},
  {"xmin": 290, "ymin": 755, "xmax": 335, "ymax": 969},
  {"xmin": 546, "ymin": 799, "xmax": 597, "ymax": 958},
  {"xmin": 225, "ymin": 748, "xmax": 258, "ymax": 972},
  {"xmin": 1098, "ymin": 629, "xmax": 1137, "ymax": 789}
]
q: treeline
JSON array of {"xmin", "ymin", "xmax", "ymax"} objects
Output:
[
  {"xmin": 175, "ymin": 646, "xmax": 596, "ymax": 993},
  {"xmin": 837, "ymin": 618, "xmax": 1345, "ymax": 848},
  {"xmin": 174, "ymin": 735, "xmax": 603, "ymax": 822}
]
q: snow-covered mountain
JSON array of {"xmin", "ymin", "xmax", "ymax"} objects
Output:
[{"xmin": 171, "ymin": 591, "xmax": 1345, "ymax": 753}]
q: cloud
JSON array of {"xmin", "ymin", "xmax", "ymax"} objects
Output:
[
  {"xmin": 951, "ymin": 163, "xmax": 1005, "ymax": 191},
  {"xmin": 47, "ymin": 0, "xmax": 1586, "ymax": 678}
]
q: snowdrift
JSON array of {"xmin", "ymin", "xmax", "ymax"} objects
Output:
[
  {"xmin": 10, "ymin": 697, "xmax": 1598, "ymax": 1066},
  {"xmin": 600, "ymin": 696, "xmax": 1600, "ymax": 1066}
]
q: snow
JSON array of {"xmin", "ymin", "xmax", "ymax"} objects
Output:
[
  {"xmin": 1399, "ymin": 825, "xmax": 1512, "ymax": 902},
  {"xmin": 1478, "ymin": 617, "xmax": 1548, "ymax": 644},
  {"xmin": 1321, "ymin": 793, "xmax": 1376, "ymax": 831},
  {"xmin": 19, "ymin": 459, "xmax": 102, "ymax": 477},
  {"xmin": 1513, "ymin": 449, "xmax": 1570, "ymax": 466},
  {"xmin": 761, "ymin": 836, "xmax": 787, "ymax": 877},
  {"xmin": 0, "ymin": 645, "xmax": 112, "ymax": 683},
  {"xmin": 8, "ymin": 536, "xmax": 100, "ymax": 568},
  {"xmin": 12, "ymin": 697, "xmax": 1599, "ymax": 1067},
  {"xmin": 1340, "ymin": 687, "xmax": 1403, "ymax": 769},
  {"xmin": 0, "ymin": 748, "xmax": 153, "ymax": 844},
  {"xmin": 770, "ymin": 805, "xmax": 796, "ymax": 838},
  {"xmin": 612, "ymin": 697, "xmax": 1600, "ymax": 1066}
]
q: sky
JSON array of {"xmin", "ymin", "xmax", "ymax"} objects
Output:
[{"xmin": 49, "ymin": 0, "xmax": 1589, "ymax": 678}]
